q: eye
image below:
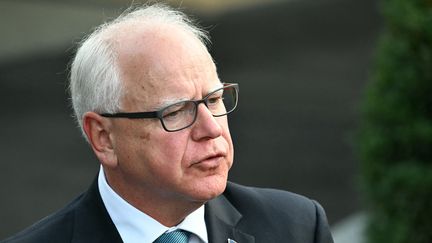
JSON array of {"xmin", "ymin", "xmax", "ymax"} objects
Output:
[
  {"xmin": 208, "ymin": 96, "xmax": 222, "ymax": 104},
  {"xmin": 207, "ymin": 89, "xmax": 224, "ymax": 106},
  {"xmin": 164, "ymin": 109, "xmax": 182, "ymax": 118},
  {"xmin": 162, "ymin": 102, "xmax": 188, "ymax": 120}
]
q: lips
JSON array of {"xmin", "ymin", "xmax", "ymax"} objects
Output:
[{"xmin": 190, "ymin": 152, "xmax": 225, "ymax": 169}]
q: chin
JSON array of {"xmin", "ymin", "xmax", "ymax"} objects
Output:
[{"xmin": 189, "ymin": 175, "xmax": 228, "ymax": 202}]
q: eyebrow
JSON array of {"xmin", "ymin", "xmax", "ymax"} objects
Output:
[
  {"xmin": 153, "ymin": 82, "xmax": 224, "ymax": 110},
  {"xmin": 153, "ymin": 97, "xmax": 190, "ymax": 110}
]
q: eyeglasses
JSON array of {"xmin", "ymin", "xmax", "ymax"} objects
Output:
[{"xmin": 100, "ymin": 83, "xmax": 239, "ymax": 132}]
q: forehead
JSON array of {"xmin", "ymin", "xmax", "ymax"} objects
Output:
[{"xmin": 113, "ymin": 23, "xmax": 219, "ymax": 109}]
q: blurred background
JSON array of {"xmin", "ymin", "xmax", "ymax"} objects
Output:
[{"xmin": 0, "ymin": 0, "xmax": 381, "ymax": 240}]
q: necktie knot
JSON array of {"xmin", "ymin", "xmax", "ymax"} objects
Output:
[{"xmin": 154, "ymin": 229, "xmax": 190, "ymax": 243}]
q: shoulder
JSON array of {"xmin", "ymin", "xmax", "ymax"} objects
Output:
[
  {"xmin": 223, "ymin": 182, "xmax": 333, "ymax": 242},
  {"xmin": 2, "ymin": 179, "xmax": 121, "ymax": 243},
  {"xmin": 1, "ymin": 195, "xmax": 83, "ymax": 243},
  {"xmin": 224, "ymin": 181, "xmax": 320, "ymax": 215}
]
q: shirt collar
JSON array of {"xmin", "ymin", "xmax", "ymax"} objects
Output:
[
  {"xmin": 98, "ymin": 167, "xmax": 208, "ymax": 243},
  {"xmin": 177, "ymin": 203, "xmax": 208, "ymax": 243}
]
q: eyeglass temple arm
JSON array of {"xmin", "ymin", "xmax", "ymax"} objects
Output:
[{"xmin": 100, "ymin": 111, "xmax": 158, "ymax": 119}]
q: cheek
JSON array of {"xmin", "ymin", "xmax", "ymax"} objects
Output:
[
  {"xmin": 220, "ymin": 121, "xmax": 234, "ymax": 166},
  {"xmin": 225, "ymin": 133, "xmax": 234, "ymax": 168},
  {"xmin": 220, "ymin": 119, "xmax": 233, "ymax": 145},
  {"xmin": 146, "ymin": 132, "xmax": 190, "ymax": 165}
]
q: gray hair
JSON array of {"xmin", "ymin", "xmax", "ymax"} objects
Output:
[{"xmin": 69, "ymin": 4, "xmax": 209, "ymax": 137}]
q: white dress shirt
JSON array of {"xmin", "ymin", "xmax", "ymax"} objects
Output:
[{"xmin": 98, "ymin": 167, "xmax": 208, "ymax": 243}]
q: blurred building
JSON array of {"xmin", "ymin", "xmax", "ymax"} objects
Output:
[{"xmin": 0, "ymin": 0, "xmax": 381, "ymax": 239}]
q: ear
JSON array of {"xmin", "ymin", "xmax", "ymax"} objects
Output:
[{"xmin": 82, "ymin": 112, "xmax": 118, "ymax": 168}]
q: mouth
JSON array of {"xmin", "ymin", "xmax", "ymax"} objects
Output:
[{"xmin": 190, "ymin": 153, "xmax": 225, "ymax": 170}]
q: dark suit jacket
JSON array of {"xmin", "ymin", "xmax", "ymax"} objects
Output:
[{"xmin": 2, "ymin": 179, "xmax": 333, "ymax": 243}]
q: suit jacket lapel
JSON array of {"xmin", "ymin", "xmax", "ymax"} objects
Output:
[
  {"xmin": 68, "ymin": 178, "xmax": 254, "ymax": 243},
  {"xmin": 71, "ymin": 178, "xmax": 123, "ymax": 243},
  {"xmin": 205, "ymin": 194, "xmax": 255, "ymax": 243}
]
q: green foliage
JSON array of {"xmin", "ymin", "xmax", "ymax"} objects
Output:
[
  {"xmin": 366, "ymin": 164, "xmax": 432, "ymax": 243},
  {"xmin": 360, "ymin": 0, "xmax": 432, "ymax": 242}
]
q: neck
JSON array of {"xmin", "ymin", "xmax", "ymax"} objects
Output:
[{"xmin": 104, "ymin": 169, "xmax": 203, "ymax": 227}]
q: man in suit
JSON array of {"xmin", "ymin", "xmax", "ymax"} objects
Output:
[{"xmin": 3, "ymin": 4, "xmax": 333, "ymax": 243}]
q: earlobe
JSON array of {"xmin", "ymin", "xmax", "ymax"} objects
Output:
[{"xmin": 82, "ymin": 112, "xmax": 118, "ymax": 168}]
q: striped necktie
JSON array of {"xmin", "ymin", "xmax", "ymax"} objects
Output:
[{"xmin": 153, "ymin": 230, "xmax": 190, "ymax": 243}]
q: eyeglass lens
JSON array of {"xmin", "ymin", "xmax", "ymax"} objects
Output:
[{"xmin": 160, "ymin": 85, "xmax": 237, "ymax": 131}]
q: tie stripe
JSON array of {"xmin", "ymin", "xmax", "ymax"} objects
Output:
[{"xmin": 154, "ymin": 230, "xmax": 190, "ymax": 243}]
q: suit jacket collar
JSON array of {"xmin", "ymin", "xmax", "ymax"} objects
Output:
[
  {"xmin": 71, "ymin": 179, "xmax": 254, "ymax": 243},
  {"xmin": 205, "ymin": 187, "xmax": 255, "ymax": 243},
  {"xmin": 71, "ymin": 178, "xmax": 123, "ymax": 243}
]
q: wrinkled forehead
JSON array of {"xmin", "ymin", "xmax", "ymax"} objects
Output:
[{"xmin": 112, "ymin": 23, "xmax": 219, "ymax": 109}]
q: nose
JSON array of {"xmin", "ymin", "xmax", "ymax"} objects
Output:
[{"xmin": 191, "ymin": 103, "xmax": 223, "ymax": 140}]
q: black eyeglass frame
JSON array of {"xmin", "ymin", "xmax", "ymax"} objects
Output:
[{"xmin": 100, "ymin": 83, "xmax": 239, "ymax": 132}]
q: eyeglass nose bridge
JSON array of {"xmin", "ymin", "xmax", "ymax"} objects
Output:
[
  {"xmin": 189, "ymin": 98, "xmax": 221, "ymax": 130},
  {"xmin": 195, "ymin": 98, "xmax": 207, "ymax": 106},
  {"xmin": 192, "ymin": 98, "xmax": 213, "ymax": 116}
]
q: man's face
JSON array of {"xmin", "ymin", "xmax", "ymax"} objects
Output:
[{"xmin": 106, "ymin": 25, "xmax": 234, "ymax": 205}]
